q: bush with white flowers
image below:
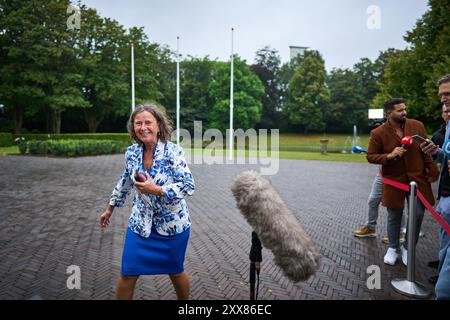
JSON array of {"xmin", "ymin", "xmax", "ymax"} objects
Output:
[{"xmin": 14, "ymin": 136, "xmax": 27, "ymax": 154}]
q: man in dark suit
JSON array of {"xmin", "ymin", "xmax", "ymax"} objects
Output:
[
  {"xmin": 427, "ymin": 104, "xmax": 450, "ymax": 283},
  {"xmin": 420, "ymin": 74, "xmax": 450, "ymax": 299},
  {"xmin": 431, "ymin": 104, "xmax": 450, "ymax": 147},
  {"xmin": 367, "ymin": 98, "xmax": 439, "ymax": 266}
]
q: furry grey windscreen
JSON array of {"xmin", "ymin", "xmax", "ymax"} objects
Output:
[{"xmin": 230, "ymin": 170, "xmax": 320, "ymax": 282}]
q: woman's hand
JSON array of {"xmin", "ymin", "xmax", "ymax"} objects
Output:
[
  {"xmin": 134, "ymin": 172, "xmax": 163, "ymax": 196},
  {"xmin": 100, "ymin": 206, "xmax": 113, "ymax": 228}
]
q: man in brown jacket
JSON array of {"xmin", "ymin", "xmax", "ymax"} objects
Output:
[{"xmin": 367, "ymin": 98, "xmax": 439, "ymax": 266}]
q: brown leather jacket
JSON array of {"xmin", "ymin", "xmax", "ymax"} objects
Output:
[{"xmin": 367, "ymin": 118, "xmax": 439, "ymax": 209}]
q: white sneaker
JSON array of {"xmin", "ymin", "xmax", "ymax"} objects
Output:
[
  {"xmin": 401, "ymin": 246, "xmax": 408, "ymax": 266},
  {"xmin": 384, "ymin": 248, "xmax": 398, "ymax": 265}
]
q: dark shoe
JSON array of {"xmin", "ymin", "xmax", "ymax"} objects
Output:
[
  {"xmin": 428, "ymin": 275, "xmax": 439, "ymax": 285},
  {"xmin": 427, "ymin": 260, "xmax": 439, "ymax": 269}
]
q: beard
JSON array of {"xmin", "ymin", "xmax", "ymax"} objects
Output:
[{"xmin": 392, "ymin": 116, "xmax": 406, "ymax": 124}]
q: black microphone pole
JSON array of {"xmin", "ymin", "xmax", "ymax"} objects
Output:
[{"xmin": 249, "ymin": 231, "xmax": 262, "ymax": 300}]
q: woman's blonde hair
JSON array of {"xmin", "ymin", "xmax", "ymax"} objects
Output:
[{"xmin": 127, "ymin": 103, "xmax": 173, "ymax": 144}]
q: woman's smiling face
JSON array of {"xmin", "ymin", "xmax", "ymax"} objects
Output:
[{"xmin": 134, "ymin": 111, "xmax": 159, "ymax": 145}]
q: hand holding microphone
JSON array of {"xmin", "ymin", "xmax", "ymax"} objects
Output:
[
  {"xmin": 401, "ymin": 136, "xmax": 413, "ymax": 150},
  {"xmin": 388, "ymin": 147, "xmax": 407, "ymax": 160},
  {"xmin": 389, "ymin": 136, "xmax": 412, "ymax": 160}
]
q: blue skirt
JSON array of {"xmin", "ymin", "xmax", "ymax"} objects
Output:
[{"xmin": 121, "ymin": 226, "xmax": 190, "ymax": 276}]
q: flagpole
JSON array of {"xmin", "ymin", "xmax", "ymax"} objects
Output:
[
  {"xmin": 229, "ymin": 28, "xmax": 234, "ymax": 161},
  {"xmin": 131, "ymin": 43, "xmax": 135, "ymax": 112},
  {"xmin": 176, "ymin": 36, "xmax": 180, "ymax": 145}
]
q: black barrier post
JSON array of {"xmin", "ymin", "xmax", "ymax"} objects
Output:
[
  {"xmin": 391, "ymin": 181, "xmax": 431, "ymax": 299},
  {"xmin": 249, "ymin": 231, "xmax": 262, "ymax": 300}
]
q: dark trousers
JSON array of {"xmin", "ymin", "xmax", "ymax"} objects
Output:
[{"xmin": 387, "ymin": 199, "xmax": 425, "ymax": 250}]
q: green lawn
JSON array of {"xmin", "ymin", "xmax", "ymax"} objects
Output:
[
  {"xmin": 0, "ymin": 146, "xmax": 19, "ymax": 155},
  {"xmin": 0, "ymin": 133, "xmax": 372, "ymax": 163},
  {"xmin": 277, "ymin": 133, "xmax": 369, "ymax": 148},
  {"xmin": 185, "ymin": 148, "xmax": 368, "ymax": 163},
  {"xmin": 277, "ymin": 151, "xmax": 368, "ymax": 162}
]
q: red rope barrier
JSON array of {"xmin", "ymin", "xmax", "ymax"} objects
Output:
[{"xmin": 381, "ymin": 176, "xmax": 450, "ymax": 235}]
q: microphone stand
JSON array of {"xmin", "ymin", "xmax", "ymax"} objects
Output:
[{"xmin": 249, "ymin": 231, "xmax": 262, "ymax": 300}]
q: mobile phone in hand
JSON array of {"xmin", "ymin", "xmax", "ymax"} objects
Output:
[
  {"xmin": 412, "ymin": 135, "xmax": 428, "ymax": 144},
  {"xmin": 135, "ymin": 169, "xmax": 147, "ymax": 182}
]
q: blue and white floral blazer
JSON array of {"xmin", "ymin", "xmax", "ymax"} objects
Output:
[{"xmin": 109, "ymin": 140, "xmax": 195, "ymax": 237}]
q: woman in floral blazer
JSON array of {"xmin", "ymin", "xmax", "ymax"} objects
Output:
[{"xmin": 100, "ymin": 104, "xmax": 195, "ymax": 300}]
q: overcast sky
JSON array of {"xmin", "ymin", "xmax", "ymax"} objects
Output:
[{"xmin": 81, "ymin": 0, "xmax": 429, "ymax": 71}]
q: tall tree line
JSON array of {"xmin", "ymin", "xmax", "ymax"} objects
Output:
[
  {"xmin": 372, "ymin": 0, "xmax": 450, "ymax": 131},
  {"xmin": 1, "ymin": 0, "xmax": 448, "ymax": 135}
]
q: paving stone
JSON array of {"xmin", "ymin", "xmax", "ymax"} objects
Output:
[{"xmin": 0, "ymin": 154, "xmax": 440, "ymax": 300}]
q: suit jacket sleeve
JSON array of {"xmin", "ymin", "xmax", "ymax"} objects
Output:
[
  {"xmin": 420, "ymin": 124, "xmax": 440, "ymax": 181},
  {"xmin": 366, "ymin": 130, "xmax": 390, "ymax": 165},
  {"xmin": 160, "ymin": 145, "xmax": 195, "ymax": 203},
  {"xmin": 109, "ymin": 151, "xmax": 134, "ymax": 207}
]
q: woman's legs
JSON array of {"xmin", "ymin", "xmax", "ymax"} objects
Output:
[
  {"xmin": 115, "ymin": 272, "xmax": 189, "ymax": 300},
  {"xmin": 116, "ymin": 275, "xmax": 139, "ymax": 300},
  {"xmin": 169, "ymin": 272, "xmax": 190, "ymax": 300}
]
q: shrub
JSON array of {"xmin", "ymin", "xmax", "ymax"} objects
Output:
[
  {"xmin": 44, "ymin": 140, "xmax": 125, "ymax": 157},
  {"xmin": 28, "ymin": 140, "xmax": 48, "ymax": 155},
  {"xmin": 14, "ymin": 136, "xmax": 27, "ymax": 154},
  {"xmin": 0, "ymin": 133, "xmax": 13, "ymax": 147},
  {"xmin": 15, "ymin": 133, "xmax": 131, "ymax": 146}
]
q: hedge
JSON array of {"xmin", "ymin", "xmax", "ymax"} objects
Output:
[
  {"xmin": 14, "ymin": 133, "xmax": 132, "ymax": 144},
  {"xmin": 28, "ymin": 140, "xmax": 125, "ymax": 157},
  {"xmin": 0, "ymin": 133, "xmax": 13, "ymax": 147}
]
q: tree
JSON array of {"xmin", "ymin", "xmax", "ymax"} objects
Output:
[
  {"xmin": 406, "ymin": 0, "xmax": 450, "ymax": 126},
  {"xmin": 178, "ymin": 56, "xmax": 215, "ymax": 133},
  {"xmin": 251, "ymin": 46, "xmax": 282, "ymax": 129},
  {"xmin": 154, "ymin": 45, "xmax": 176, "ymax": 124},
  {"xmin": 325, "ymin": 68, "xmax": 367, "ymax": 133},
  {"xmin": 126, "ymin": 27, "xmax": 164, "ymax": 108},
  {"xmin": 0, "ymin": 0, "xmax": 43, "ymax": 133},
  {"xmin": 284, "ymin": 51, "xmax": 330, "ymax": 133},
  {"xmin": 75, "ymin": 7, "xmax": 130, "ymax": 133},
  {"xmin": 353, "ymin": 58, "xmax": 380, "ymax": 103},
  {"xmin": 0, "ymin": 0, "xmax": 38, "ymax": 133},
  {"xmin": 0, "ymin": 0, "xmax": 92, "ymax": 134},
  {"xmin": 32, "ymin": 1, "xmax": 92, "ymax": 134},
  {"xmin": 372, "ymin": 0, "xmax": 450, "ymax": 130},
  {"xmin": 208, "ymin": 56, "xmax": 264, "ymax": 132},
  {"xmin": 370, "ymin": 49, "xmax": 425, "ymax": 118},
  {"xmin": 325, "ymin": 55, "xmax": 390, "ymax": 133}
]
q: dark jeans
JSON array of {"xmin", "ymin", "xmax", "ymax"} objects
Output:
[{"xmin": 387, "ymin": 198, "xmax": 425, "ymax": 250}]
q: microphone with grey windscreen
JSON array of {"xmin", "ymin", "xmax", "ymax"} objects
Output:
[{"xmin": 230, "ymin": 170, "xmax": 320, "ymax": 283}]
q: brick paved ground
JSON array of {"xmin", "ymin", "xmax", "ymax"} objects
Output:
[{"xmin": 0, "ymin": 153, "xmax": 441, "ymax": 300}]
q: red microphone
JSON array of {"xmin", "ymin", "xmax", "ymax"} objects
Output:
[
  {"xmin": 394, "ymin": 136, "xmax": 412, "ymax": 161},
  {"xmin": 401, "ymin": 136, "xmax": 413, "ymax": 150}
]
